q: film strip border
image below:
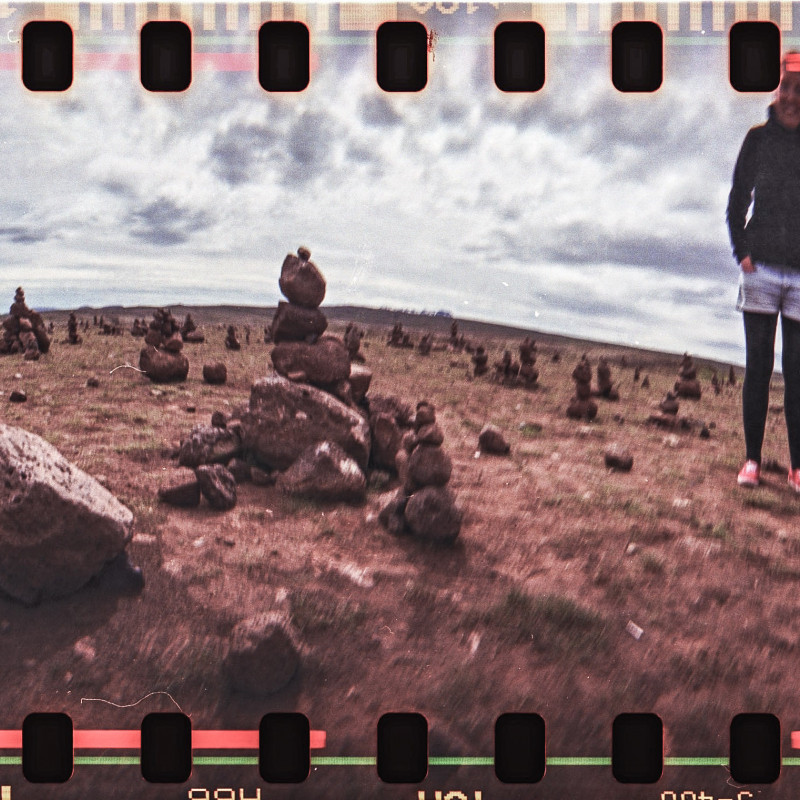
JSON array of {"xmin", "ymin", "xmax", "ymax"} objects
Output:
[{"xmin": 1, "ymin": 2, "xmax": 800, "ymax": 37}]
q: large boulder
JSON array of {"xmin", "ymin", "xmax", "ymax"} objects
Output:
[
  {"xmin": 278, "ymin": 250, "xmax": 326, "ymax": 309},
  {"xmin": 404, "ymin": 486, "xmax": 462, "ymax": 544},
  {"xmin": 139, "ymin": 346, "xmax": 189, "ymax": 383},
  {"xmin": 271, "ymin": 336, "xmax": 350, "ymax": 386},
  {"xmin": 224, "ymin": 612, "xmax": 300, "ymax": 695},
  {"xmin": 178, "ymin": 424, "xmax": 243, "ymax": 468},
  {"xmin": 0, "ymin": 424, "xmax": 134, "ymax": 604},
  {"xmin": 239, "ymin": 376, "xmax": 370, "ymax": 471},
  {"xmin": 202, "ymin": 362, "xmax": 227, "ymax": 385},
  {"xmin": 271, "ymin": 302, "xmax": 328, "ymax": 344},
  {"xmin": 277, "ymin": 441, "xmax": 366, "ymax": 502}
]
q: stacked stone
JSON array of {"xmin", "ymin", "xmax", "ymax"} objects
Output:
[
  {"xmin": 418, "ymin": 333, "xmax": 432, "ymax": 355},
  {"xmin": 711, "ymin": 370, "xmax": 721, "ymax": 395},
  {"xmin": 472, "ymin": 345, "xmax": 489, "ymax": 376},
  {"xmin": 225, "ymin": 325, "xmax": 241, "ymax": 351},
  {"xmin": 566, "ymin": 355, "xmax": 597, "ymax": 420},
  {"xmin": 449, "ymin": 321, "xmax": 466, "ymax": 352},
  {"xmin": 659, "ymin": 391, "xmax": 679, "ymax": 415},
  {"xmin": 67, "ymin": 312, "xmax": 82, "ymax": 345},
  {"xmin": 270, "ymin": 248, "xmax": 355, "ymax": 395},
  {"xmin": 380, "ymin": 401, "xmax": 462, "ymax": 544},
  {"xmin": 130, "ymin": 318, "xmax": 147, "ymax": 337},
  {"xmin": 518, "ymin": 337, "xmax": 539, "ymax": 387},
  {"xmin": 0, "ymin": 287, "xmax": 51, "ymax": 360},
  {"xmin": 728, "ymin": 365, "xmax": 737, "ymax": 387},
  {"xmin": 344, "ymin": 322, "xmax": 365, "ymax": 363},
  {"xmin": 493, "ymin": 351, "xmax": 520, "ymax": 385},
  {"xmin": 595, "ymin": 356, "xmax": 619, "ymax": 400},
  {"xmin": 138, "ymin": 308, "xmax": 189, "ymax": 383},
  {"xmin": 674, "ymin": 353, "xmax": 702, "ymax": 399},
  {"xmin": 387, "ymin": 322, "xmax": 413, "ymax": 348},
  {"xmin": 182, "ymin": 313, "xmax": 205, "ymax": 343}
]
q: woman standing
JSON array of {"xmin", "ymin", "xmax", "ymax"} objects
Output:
[{"xmin": 727, "ymin": 51, "xmax": 800, "ymax": 491}]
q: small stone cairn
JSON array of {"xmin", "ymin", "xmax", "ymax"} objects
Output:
[
  {"xmin": 566, "ymin": 354, "xmax": 597, "ymax": 420},
  {"xmin": 380, "ymin": 401, "xmax": 462, "ymax": 544},
  {"xmin": 418, "ymin": 333, "xmax": 432, "ymax": 355},
  {"xmin": 449, "ymin": 321, "xmax": 466, "ymax": 352},
  {"xmin": 225, "ymin": 325, "xmax": 241, "ymax": 351},
  {"xmin": 138, "ymin": 308, "xmax": 189, "ymax": 383},
  {"xmin": 674, "ymin": 353, "xmax": 701, "ymax": 399},
  {"xmin": 344, "ymin": 322, "xmax": 365, "ymax": 363},
  {"xmin": 130, "ymin": 318, "xmax": 147, "ymax": 337},
  {"xmin": 67, "ymin": 312, "xmax": 82, "ymax": 345},
  {"xmin": 472, "ymin": 344, "xmax": 489, "ymax": 377},
  {"xmin": 728, "ymin": 365, "xmax": 737, "ymax": 387},
  {"xmin": 0, "ymin": 287, "xmax": 50, "ymax": 360},
  {"xmin": 181, "ymin": 313, "xmax": 205, "ymax": 343},
  {"xmin": 493, "ymin": 350, "xmax": 520, "ymax": 385},
  {"xmin": 387, "ymin": 322, "xmax": 414, "ymax": 348},
  {"xmin": 711, "ymin": 370, "xmax": 721, "ymax": 395},
  {"xmin": 595, "ymin": 356, "xmax": 619, "ymax": 400},
  {"xmin": 517, "ymin": 337, "xmax": 539, "ymax": 387}
]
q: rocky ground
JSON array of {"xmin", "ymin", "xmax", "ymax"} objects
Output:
[{"xmin": 1, "ymin": 307, "xmax": 799, "ymax": 800}]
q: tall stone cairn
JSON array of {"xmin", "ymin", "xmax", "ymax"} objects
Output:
[
  {"xmin": 472, "ymin": 344, "xmax": 489, "ymax": 377},
  {"xmin": 518, "ymin": 337, "xmax": 539, "ymax": 387},
  {"xmin": 67, "ymin": 312, "xmax": 82, "ymax": 345},
  {"xmin": 380, "ymin": 401, "xmax": 462, "ymax": 544},
  {"xmin": 270, "ymin": 247, "xmax": 354, "ymax": 393},
  {"xmin": 674, "ymin": 353, "xmax": 702, "ymax": 399},
  {"xmin": 595, "ymin": 356, "xmax": 619, "ymax": 400},
  {"xmin": 0, "ymin": 287, "xmax": 51, "ymax": 360},
  {"xmin": 567, "ymin": 354, "xmax": 598, "ymax": 420},
  {"xmin": 138, "ymin": 308, "xmax": 189, "ymax": 383}
]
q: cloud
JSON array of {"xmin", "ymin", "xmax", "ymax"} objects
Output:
[
  {"xmin": 210, "ymin": 120, "xmax": 279, "ymax": 185},
  {"xmin": 127, "ymin": 197, "xmax": 213, "ymax": 245},
  {"xmin": 360, "ymin": 94, "xmax": 403, "ymax": 127},
  {"xmin": 0, "ymin": 225, "xmax": 50, "ymax": 244}
]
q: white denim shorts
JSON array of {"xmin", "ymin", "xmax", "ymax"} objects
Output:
[{"xmin": 736, "ymin": 262, "xmax": 800, "ymax": 321}]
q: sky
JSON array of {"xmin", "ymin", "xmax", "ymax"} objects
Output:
[{"xmin": 0, "ymin": 11, "xmax": 777, "ymax": 365}]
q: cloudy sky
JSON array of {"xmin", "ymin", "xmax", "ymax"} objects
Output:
[{"xmin": 0, "ymin": 14, "xmax": 776, "ymax": 364}]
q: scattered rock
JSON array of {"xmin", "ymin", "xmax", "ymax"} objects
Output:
[
  {"xmin": 210, "ymin": 410, "xmax": 227, "ymax": 428},
  {"xmin": 0, "ymin": 424, "xmax": 134, "ymax": 604},
  {"xmin": 277, "ymin": 441, "xmax": 366, "ymax": 502},
  {"xmin": 478, "ymin": 424, "xmax": 510, "ymax": 455},
  {"xmin": 196, "ymin": 464, "xmax": 237, "ymax": 511},
  {"xmin": 178, "ymin": 424, "xmax": 243, "ymax": 468},
  {"xmin": 224, "ymin": 612, "xmax": 300, "ymax": 694},
  {"xmin": 157, "ymin": 471, "xmax": 201, "ymax": 507},
  {"xmin": 9, "ymin": 390, "xmax": 26, "ymax": 403},
  {"xmin": 604, "ymin": 445, "xmax": 633, "ymax": 472},
  {"xmin": 86, "ymin": 377, "xmax": 99, "ymax": 388},
  {"xmin": 203, "ymin": 362, "xmax": 227, "ymax": 385}
]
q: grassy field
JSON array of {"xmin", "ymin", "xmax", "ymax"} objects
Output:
[{"xmin": 1, "ymin": 306, "xmax": 798, "ymax": 799}]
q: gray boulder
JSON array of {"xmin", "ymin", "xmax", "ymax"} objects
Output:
[
  {"xmin": 0, "ymin": 424, "xmax": 134, "ymax": 604},
  {"xmin": 404, "ymin": 486, "xmax": 462, "ymax": 544},
  {"xmin": 239, "ymin": 376, "xmax": 370, "ymax": 471},
  {"xmin": 178, "ymin": 424, "xmax": 243, "ymax": 468},
  {"xmin": 271, "ymin": 336, "xmax": 350, "ymax": 386},
  {"xmin": 277, "ymin": 441, "xmax": 366, "ymax": 502},
  {"xmin": 224, "ymin": 612, "xmax": 300, "ymax": 695},
  {"xmin": 196, "ymin": 464, "xmax": 237, "ymax": 511}
]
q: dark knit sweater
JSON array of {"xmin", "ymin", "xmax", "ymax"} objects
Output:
[{"xmin": 727, "ymin": 105, "xmax": 800, "ymax": 268}]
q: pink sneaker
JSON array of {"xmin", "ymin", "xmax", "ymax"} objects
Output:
[
  {"xmin": 737, "ymin": 460, "xmax": 760, "ymax": 487},
  {"xmin": 789, "ymin": 469, "xmax": 800, "ymax": 494}
]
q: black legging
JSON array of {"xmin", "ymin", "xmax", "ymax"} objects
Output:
[{"xmin": 743, "ymin": 311, "xmax": 800, "ymax": 469}]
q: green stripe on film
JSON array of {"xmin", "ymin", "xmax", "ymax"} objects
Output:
[
  {"xmin": 312, "ymin": 757, "xmax": 376, "ymax": 766},
  {"xmin": 430, "ymin": 757, "xmax": 494, "ymax": 766},
  {"xmin": 664, "ymin": 758, "xmax": 728, "ymax": 766},
  {"xmin": 547, "ymin": 757, "xmax": 610, "ymax": 766},
  {"xmin": 194, "ymin": 757, "xmax": 259, "ymax": 766},
  {"xmin": 0, "ymin": 758, "xmax": 19, "ymax": 766},
  {"xmin": 74, "ymin": 757, "xmax": 140, "ymax": 765}
]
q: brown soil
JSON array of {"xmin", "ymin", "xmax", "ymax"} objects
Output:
[{"xmin": 1, "ymin": 308, "xmax": 797, "ymax": 800}]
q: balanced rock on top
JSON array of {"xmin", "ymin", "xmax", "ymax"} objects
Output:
[
  {"xmin": 674, "ymin": 353, "xmax": 701, "ymax": 399},
  {"xmin": 139, "ymin": 308, "xmax": 189, "ymax": 383},
  {"xmin": 567, "ymin": 355, "xmax": 598, "ymax": 421},
  {"xmin": 0, "ymin": 287, "xmax": 50, "ymax": 360}
]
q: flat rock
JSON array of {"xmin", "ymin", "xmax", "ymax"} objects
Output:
[
  {"xmin": 203, "ymin": 362, "xmax": 227, "ymax": 385},
  {"xmin": 139, "ymin": 347, "xmax": 189, "ymax": 383},
  {"xmin": 277, "ymin": 441, "xmax": 366, "ymax": 502},
  {"xmin": 271, "ymin": 336, "xmax": 350, "ymax": 386},
  {"xmin": 178, "ymin": 424, "xmax": 242, "ymax": 468},
  {"xmin": 271, "ymin": 301, "xmax": 328, "ymax": 343},
  {"xmin": 404, "ymin": 486, "xmax": 462, "ymax": 544},
  {"xmin": 224, "ymin": 612, "xmax": 300, "ymax": 695},
  {"xmin": 0, "ymin": 424, "xmax": 133, "ymax": 604},
  {"xmin": 196, "ymin": 464, "xmax": 237, "ymax": 511},
  {"xmin": 279, "ymin": 251, "xmax": 326, "ymax": 309},
  {"xmin": 239, "ymin": 375, "xmax": 370, "ymax": 471},
  {"xmin": 604, "ymin": 445, "xmax": 633, "ymax": 472},
  {"xmin": 478, "ymin": 424, "xmax": 510, "ymax": 455}
]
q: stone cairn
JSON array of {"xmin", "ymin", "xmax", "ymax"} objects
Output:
[
  {"xmin": 472, "ymin": 344, "xmax": 489, "ymax": 377},
  {"xmin": 595, "ymin": 356, "xmax": 619, "ymax": 400},
  {"xmin": 449, "ymin": 321, "xmax": 467, "ymax": 352},
  {"xmin": 181, "ymin": 313, "xmax": 205, "ymax": 343},
  {"xmin": 344, "ymin": 322, "xmax": 365, "ymax": 363},
  {"xmin": 225, "ymin": 325, "xmax": 241, "ymax": 351},
  {"xmin": 67, "ymin": 312, "xmax": 82, "ymax": 345},
  {"xmin": 387, "ymin": 322, "xmax": 414, "ymax": 349},
  {"xmin": 711, "ymin": 370, "xmax": 721, "ymax": 395},
  {"xmin": 380, "ymin": 401, "xmax": 462, "ymax": 544},
  {"xmin": 130, "ymin": 318, "xmax": 147, "ymax": 337},
  {"xmin": 0, "ymin": 287, "xmax": 50, "ymax": 360},
  {"xmin": 517, "ymin": 337, "xmax": 539, "ymax": 387},
  {"xmin": 245, "ymin": 325, "xmax": 251, "ymax": 345},
  {"xmin": 138, "ymin": 308, "xmax": 189, "ymax": 383},
  {"xmin": 566, "ymin": 355, "xmax": 597, "ymax": 420},
  {"xmin": 418, "ymin": 333, "xmax": 432, "ymax": 355},
  {"xmin": 493, "ymin": 350, "xmax": 519, "ymax": 385},
  {"xmin": 728, "ymin": 365, "xmax": 737, "ymax": 387},
  {"xmin": 263, "ymin": 324, "xmax": 272, "ymax": 344},
  {"xmin": 674, "ymin": 353, "xmax": 701, "ymax": 399}
]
